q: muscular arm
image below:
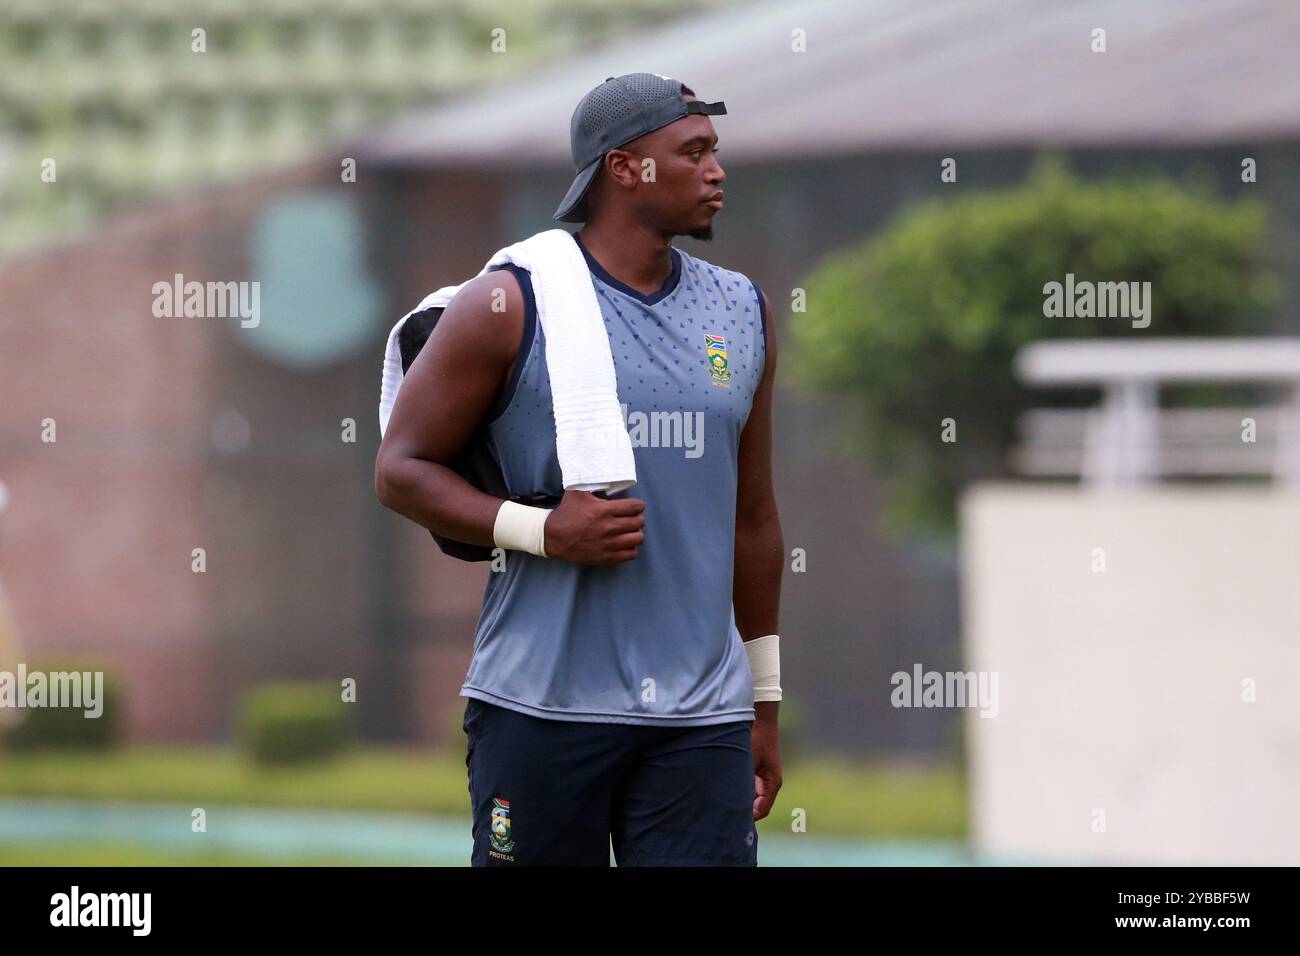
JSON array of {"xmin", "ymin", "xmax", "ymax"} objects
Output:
[
  {"xmin": 374, "ymin": 271, "xmax": 647, "ymax": 564},
  {"xmin": 734, "ymin": 288, "xmax": 784, "ymax": 644},
  {"xmin": 373, "ymin": 270, "xmax": 524, "ymax": 547},
  {"xmin": 735, "ymin": 287, "xmax": 784, "ymax": 821}
]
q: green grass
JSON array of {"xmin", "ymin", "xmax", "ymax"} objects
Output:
[
  {"xmin": 0, "ymin": 746, "xmax": 967, "ymax": 840},
  {"xmin": 770, "ymin": 756, "xmax": 967, "ymax": 840},
  {"xmin": 0, "ymin": 842, "xmax": 427, "ymax": 866},
  {"xmin": 0, "ymin": 746, "xmax": 471, "ymax": 815}
]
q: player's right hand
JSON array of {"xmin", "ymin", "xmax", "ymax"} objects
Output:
[{"xmin": 543, "ymin": 489, "xmax": 645, "ymax": 565}]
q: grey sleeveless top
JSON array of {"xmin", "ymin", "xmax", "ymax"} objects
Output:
[{"xmin": 462, "ymin": 232, "xmax": 767, "ymax": 726}]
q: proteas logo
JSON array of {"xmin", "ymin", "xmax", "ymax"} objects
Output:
[
  {"xmin": 490, "ymin": 798, "xmax": 515, "ymax": 852},
  {"xmin": 704, "ymin": 333, "xmax": 731, "ymax": 386}
]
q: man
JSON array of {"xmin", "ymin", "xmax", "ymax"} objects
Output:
[{"xmin": 375, "ymin": 73, "xmax": 784, "ymax": 866}]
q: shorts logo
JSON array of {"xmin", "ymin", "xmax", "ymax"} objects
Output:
[
  {"xmin": 489, "ymin": 798, "xmax": 515, "ymax": 854},
  {"xmin": 704, "ymin": 333, "xmax": 731, "ymax": 387}
]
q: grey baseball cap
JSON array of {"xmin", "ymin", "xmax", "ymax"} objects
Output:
[{"xmin": 553, "ymin": 73, "xmax": 727, "ymax": 223}]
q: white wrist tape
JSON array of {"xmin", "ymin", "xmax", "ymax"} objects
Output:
[
  {"xmin": 744, "ymin": 634, "xmax": 782, "ymax": 702},
  {"xmin": 492, "ymin": 500, "xmax": 552, "ymax": 557}
]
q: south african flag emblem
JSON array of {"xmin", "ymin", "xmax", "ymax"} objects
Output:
[
  {"xmin": 705, "ymin": 333, "xmax": 731, "ymax": 386},
  {"xmin": 490, "ymin": 798, "xmax": 515, "ymax": 852}
]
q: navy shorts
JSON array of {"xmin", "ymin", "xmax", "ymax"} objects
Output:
[{"xmin": 462, "ymin": 697, "xmax": 758, "ymax": 866}]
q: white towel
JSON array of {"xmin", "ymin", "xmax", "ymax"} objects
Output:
[{"xmin": 378, "ymin": 228, "xmax": 636, "ymax": 494}]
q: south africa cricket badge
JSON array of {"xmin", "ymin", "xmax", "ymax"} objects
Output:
[
  {"xmin": 490, "ymin": 798, "xmax": 515, "ymax": 854},
  {"xmin": 705, "ymin": 333, "xmax": 731, "ymax": 386}
]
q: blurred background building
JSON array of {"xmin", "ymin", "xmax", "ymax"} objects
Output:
[
  {"xmin": 1, "ymin": 0, "xmax": 1299, "ymax": 866},
  {"xmin": 0, "ymin": 0, "xmax": 730, "ymax": 257}
]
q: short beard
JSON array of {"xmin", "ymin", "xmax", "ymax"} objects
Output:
[{"xmin": 683, "ymin": 224, "xmax": 714, "ymax": 241}]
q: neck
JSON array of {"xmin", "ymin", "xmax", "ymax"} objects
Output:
[{"xmin": 575, "ymin": 220, "xmax": 675, "ymax": 297}]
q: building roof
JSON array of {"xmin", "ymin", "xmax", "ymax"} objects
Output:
[{"xmin": 360, "ymin": 0, "xmax": 1300, "ymax": 166}]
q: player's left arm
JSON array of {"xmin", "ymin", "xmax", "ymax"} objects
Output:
[{"xmin": 734, "ymin": 286, "xmax": 784, "ymax": 822}]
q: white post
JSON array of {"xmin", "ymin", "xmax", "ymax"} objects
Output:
[
  {"xmin": 1083, "ymin": 378, "xmax": 1159, "ymax": 486},
  {"xmin": 1275, "ymin": 383, "xmax": 1300, "ymax": 488}
]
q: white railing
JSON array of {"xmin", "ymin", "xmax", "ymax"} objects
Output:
[{"xmin": 1011, "ymin": 338, "xmax": 1300, "ymax": 487}]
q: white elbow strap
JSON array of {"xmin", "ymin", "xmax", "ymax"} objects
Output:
[
  {"xmin": 745, "ymin": 634, "xmax": 782, "ymax": 702},
  {"xmin": 493, "ymin": 500, "xmax": 552, "ymax": 557}
]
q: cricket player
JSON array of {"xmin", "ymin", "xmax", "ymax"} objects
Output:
[{"xmin": 376, "ymin": 73, "xmax": 784, "ymax": 866}]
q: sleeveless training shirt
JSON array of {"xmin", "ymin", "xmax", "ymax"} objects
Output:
[{"xmin": 461, "ymin": 231, "xmax": 767, "ymax": 726}]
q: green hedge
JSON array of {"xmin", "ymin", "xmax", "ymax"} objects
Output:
[
  {"xmin": 237, "ymin": 681, "xmax": 353, "ymax": 766},
  {"xmin": 1, "ymin": 659, "xmax": 122, "ymax": 751}
]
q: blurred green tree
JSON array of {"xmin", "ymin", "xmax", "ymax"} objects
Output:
[{"xmin": 787, "ymin": 157, "xmax": 1281, "ymax": 538}]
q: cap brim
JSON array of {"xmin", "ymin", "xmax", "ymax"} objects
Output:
[{"xmin": 553, "ymin": 157, "xmax": 601, "ymax": 223}]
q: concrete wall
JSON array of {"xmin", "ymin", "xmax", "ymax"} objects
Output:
[{"xmin": 960, "ymin": 484, "xmax": 1300, "ymax": 865}]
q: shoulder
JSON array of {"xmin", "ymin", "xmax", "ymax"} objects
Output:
[
  {"xmin": 434, "ymin": 266, "xmax": 528, "ymax": 357},
  {"xmin": 449, "ymin": 266, "xmax": 528, "ymax": 315},
  {"xmin": 434, "ymin": 267, "xmax": 520, "ymax": 330},
  {"xmin": 674, "ymin": 246, "xmax": 760, "ymax": 303},
  {"xmin": 675, "ymin": 245, "xmax": 746, "ymax": 287},
  {"xmin": 676, "ymin": 246, "xmax": 770, "ymax": 337}
]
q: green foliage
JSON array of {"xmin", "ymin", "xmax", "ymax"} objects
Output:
[
  {"xmin": 787, "ymin": 157, "xmax": 1280, "ymax": 537},
  {"xmin": 236, "ymin": 681, "xmax": 354, "ymax": 766},
  {"xmin": 1, "ymin": 659, "xmax": 122, "ymax": 751}
]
